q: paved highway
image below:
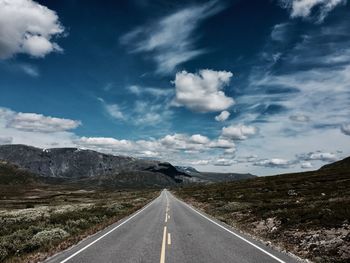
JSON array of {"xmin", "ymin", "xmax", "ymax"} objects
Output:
[{"xmin": 45, "ymin": 190, "xmax": 300, "ymax": 263}]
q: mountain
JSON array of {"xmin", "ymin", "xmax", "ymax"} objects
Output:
[
  {"xmin": 0, "ymin": 161, "xmax": 41, "ymax": 185},
  {"xmin": 0, "ymin": 144, "xmax": 188, "ymax": 187},
  {"xmin": 175, "ymin": 165, "xmax": 256, "ymax": 183},
  {"xmin": 320, "ymin": 156, "xmax": 350, "ymax": 171}
]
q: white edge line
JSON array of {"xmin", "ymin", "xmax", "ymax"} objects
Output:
[
  {"xmin": 175, "ymin": 195, "xmax": 286, "ymax": 263},
  {"xmin": 58, "ymin": 195, "xmax": 159, "ymax": 263}
]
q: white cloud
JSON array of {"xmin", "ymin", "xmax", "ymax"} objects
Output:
[
  {"xmin": 279, "ymin": 0, "xmax": 346, "ymax": 22},
  {"xmin": 301, "ymin": 161, "xmax": 313, "ymax": 168},
  {"xmin": 271, "ymin": 23, "xmax": 290, "ymax": 42},
  {"xmin": 190, "ymin": 134, "xmax": 210, "ymax": 144},
  {"xmin": 0, "ymin": 107, "xmax": 78, "ymax": 148},
  {"xmin": 213, "ymin": 158, "xmax": 235, "ymax": 166},
  {"xmin": 76, "ymin": 137, "xmax": 134, "ymax": 152},
  {"xmin": 98, "ymin": 98, "xmax": 125, "ymax": 121},
  {"xmin": 208, "ymin": 138, "xmax": 235, "ymax": 149},
  {"xmin": 133, "ymin": 100, "xmax": 172, "ymax": 126},
  {"xmin": 128, "ymin": 85, "xmax": 172, "ymax": 97},
  {"xmin": 221, "ymin": 124, "xmax": 258, "ymax": 140},
  {"xmin": 18, "ymin": 63, "xmax": 39, "ymax": 77},
  {"xmin": 190, "ymin": 160, "xmax": 210, "ymax": 165},
  {"xmin": 341, "ymin": 123, "xmax": 350, "ymax": 135},
  {"xmin": 173, "ymin": 69, "xmax": 234, "ymax": 112},
  {"xmin": 289, "ymin": 114, "xmax": 310, "ymax": 122},
  {"xmin": 0, "ymin": 0, "xmax": 64, "ymax": 59},
  {"xmin": 0, "ymin": 136, "xmax": 12, "ymax": 144},
  {"xmin": 298, "ymin": 151, "xmax": 338, "ymax": 162},
  {"xmin": 254, "ymin": 158, "xmax": 291, "ymax": 168},
  {"xmin": 215, "ymin": 110, "xmax": 230, "ymax": 122},
  {"xmin": 99, "ymin": 96, "xmax": 172, "ymax": 127},
  {"xmin": 120, "ymin": 1, "xmax": 224, "ymax": 74},
  {"xmin": 105, "ymin": 104, "xmax": 124, "ymax": 120},
  {"xmin": 75, "ymin": 132, "xmax": 235, "ymax": 161},
  {"xmin": 0, "ymin": 107, "xmax": 81, "ymax": 133}
]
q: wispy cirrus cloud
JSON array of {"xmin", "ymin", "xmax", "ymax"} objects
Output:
[
  {"xmin": 98, "ymin": 98, "xmax": 125, "ymax": 121},
  {"xmin": 120, "ymin": 0, "xmax": 225, "ymax": 74},
  {"xmin": 222, "ymin": 13, "xmax": 350, "ymax": 175},
  {"xmin": 127, "ymin": 85, "xmax": 173, "ymax": 97},
  {"xmin": 278, "ymin": 0, "xmax": 347, "ymax": 23}
]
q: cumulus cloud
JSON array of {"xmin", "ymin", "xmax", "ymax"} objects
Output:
[
  {"xmin": 76, "ymin": 137, "xmax": 134, "ymax": 152},
  {"xmin": 279, "ymin": 0, "xmax": 346, "ymax": 22},
  {"xmin": 298, "ymin": 151, "xmax": 338, "ymax": 162},
  {"xmin": 120, "ymin": 1, "xmax": 224, "ymax": 74},
  {"xmin": 254, "ymin": 158, "xmax": 291, "ymax": 168},
  {"xmin": 215, "ymin": 110, "xmax": 230, "ymax": 122},
  {"xmin": 0, "ymin": 108, "xmax": 81, "ymax": 133},
  {"xmin": 190, "ymin": 134, "xmax": 210, "ymax": 144},
  {"xmin": 75, "ymin": 132, "xmax": 235, "ymax": 160},
  {"xmin": 173, "ymin": 69, "xmax": 234, "ymax": 112},
  {"xmin": 341, "ymin": 123, "xmax": 350, "ymax": 135},
  {"xmin": 8, "ymin": 113, "xmax": 80, "ymax": 133},
  {"xmin": 160, "ymin": 133, "xmax": 210, "ymax": 151},
  {"xmin": 190, "ymin": 160, "xmax": 210, "ymax": 165},
  {"xmin": 221, "ymin": 124, "xmax": 258, "ymax": 140},
  {"xmin": 0, "ymin": 0, "xmax": 65, "ymax": 59},
  {"xmin": 213, "ymin": 158, "xmax": 235, "ymax": 166},
  {"xmin": 301, "ymin": 162, "xmax": 313, "ymax": 168}
]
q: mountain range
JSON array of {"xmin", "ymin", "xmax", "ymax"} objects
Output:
[{"xmin": 0, "ymin": 144, "xmax": 255, "ymax": 188}]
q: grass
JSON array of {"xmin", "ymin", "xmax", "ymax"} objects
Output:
[
  {"xmin": 0, "ymin": 163, "xmax": 159, "ymax": 263},
  {"xmin": 173, "ymin": 167, "xmax": 350, "ymax": 263}
]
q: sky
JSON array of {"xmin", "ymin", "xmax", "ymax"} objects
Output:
[{"xmin": 0, "ymin": 0, "xmax": 349, "ymax": 175}]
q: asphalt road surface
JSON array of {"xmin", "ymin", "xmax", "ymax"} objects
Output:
[{"xmin": 45, "ymin": 190, "xmax": 300, "ymax": 263}]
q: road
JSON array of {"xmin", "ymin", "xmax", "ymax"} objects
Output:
[{"xmin": 45, "ymin": 190, "xmax": 300, "ymax": 263}]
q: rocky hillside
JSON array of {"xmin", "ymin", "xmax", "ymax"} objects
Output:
[
  {"xmin": 320, "ymin": 156, "xmax": 350, "ymax": 171},
  {"xmin": 174, "ymin": 158, "xmax": 350, "ymax": 263},
  {"xmin": 0, "ymin": 144, "xmax": 187, "ymax": 187},
  {"xmin": 175, "ymin": 166, "xmax": 256, "ymax": 183}
]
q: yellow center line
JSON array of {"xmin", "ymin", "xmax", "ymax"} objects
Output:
[
  {"xmin": 160, "ymin": 226, "xmax": 167, "ymax": 263},
  {"xmin": 167, "ymin": 233, "xmax": 171, "ymax": 245}
]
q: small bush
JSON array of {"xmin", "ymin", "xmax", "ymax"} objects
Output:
[{"xmin": 31, "ymin": 228, "xmax": 69, "ymax": 247}]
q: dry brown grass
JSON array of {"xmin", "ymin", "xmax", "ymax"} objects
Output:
[{"xmin": 173, "ymin": 168, "xmax": 350, "ymax": 263}]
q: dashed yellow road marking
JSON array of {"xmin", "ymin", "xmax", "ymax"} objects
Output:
[
  {"xmin": 167, "ymin": 233, "xmax": 171, "ymax": 245},
  {"xmin": 160, "ymin": 226, "xmax": 167, "ymax": 263}
]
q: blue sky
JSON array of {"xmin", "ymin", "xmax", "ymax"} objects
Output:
[{"xmin": 0, "ymin": 0, "xmax": 349, "ymax": 175}]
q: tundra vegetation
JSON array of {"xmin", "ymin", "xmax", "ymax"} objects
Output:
[
  {"xmin": 0, "ymin": 162, "xmax": 158, "ymax": 263},
  {"xmin": 174, "ymin": 162, "xmax": 350, "ymax": 263}
]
